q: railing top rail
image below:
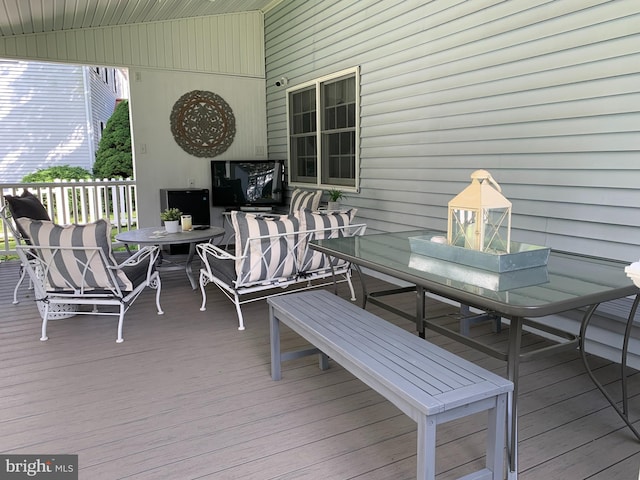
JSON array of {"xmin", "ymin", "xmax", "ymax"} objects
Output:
[{"xmin": 1, "ymin": 179, "xmax": 135, "ymax": 190}]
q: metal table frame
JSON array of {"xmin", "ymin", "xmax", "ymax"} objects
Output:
[
  {"xmin": 116, "ymin": 225, "xmax": 225, "ymax": 289},
  {"xmin": 311, "ymin": 230, "xmax": 638, "ymax": 480}
]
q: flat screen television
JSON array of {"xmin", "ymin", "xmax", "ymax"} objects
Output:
[{"xmin": 210, "ymin": 159, "xmax": 285, "ymax": 208}]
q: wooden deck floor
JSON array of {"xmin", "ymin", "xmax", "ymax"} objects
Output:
[{"xmin": 1, "ymin": 259, "xmax": 638, "ymax": 479}]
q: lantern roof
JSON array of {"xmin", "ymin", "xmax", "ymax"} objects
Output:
[{"xmin": 448, "ymin": 169, "xmax": 512, "ymax": 209}]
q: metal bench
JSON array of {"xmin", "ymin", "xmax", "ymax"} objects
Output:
[
  {"xmin": 268, "ymin": 290, "xmax": 513, "ymax": 480},
  {"xmin": 198, "ymin": 221, "xmax": 366, "ymax": 330}
]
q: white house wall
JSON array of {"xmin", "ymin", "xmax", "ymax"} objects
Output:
[
  {"xmin": 265, "ymin": 0, "xmax": 640, "ymax": 262},
  {"xmin": 129, "ymin": 67, "xmax": 267, "ymax": 228},
  {"xmin": 0, "ymin": 59, "xmax": 92, "ymax": 182}
]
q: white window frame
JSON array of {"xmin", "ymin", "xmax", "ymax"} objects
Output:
[{"xmin": 285, "ymin": 66, "xmax": 360, "ymax": 192}]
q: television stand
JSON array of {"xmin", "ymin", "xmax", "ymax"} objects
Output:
[{"xmin": 239, "ymin": 206, "xmax": 273, "ymax": 212}]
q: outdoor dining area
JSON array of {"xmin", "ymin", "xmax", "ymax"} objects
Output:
[
  {"xmin": 1, "ymin": 257, "xmax": 638, "ymax": 479},
  {"xmin": 1, "ymin": 177, "xmax": 638, "ymax": 479}
]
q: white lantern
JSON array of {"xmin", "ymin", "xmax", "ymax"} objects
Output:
[{"xmin": 447, "ymin": 170, "xmax": 512, "ymax": 253}]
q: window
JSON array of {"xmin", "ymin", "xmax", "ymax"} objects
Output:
[
  {"xmin": 287, "ymin": 67, "xmax": 359, "ymax": 190},
  {"xmin": 113, "ymin": 69, "xmax": 118, "ymax": 93}
]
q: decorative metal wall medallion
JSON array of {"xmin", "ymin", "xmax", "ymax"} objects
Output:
[{"xmin": 170, "ymin": 90, "xmax": 236, "ymax": 157}]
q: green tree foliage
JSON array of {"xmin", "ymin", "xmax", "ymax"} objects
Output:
[
  {"xmin": 22, "ymin": 165, "xmax": 92, "ymax": 182},
  {"xmin": 93, "ymin": 100, "xmax": 133, "ymax": 179}
]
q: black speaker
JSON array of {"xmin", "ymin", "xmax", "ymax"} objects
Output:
[{"xmin": 160, "ymin": 188, "xmax": 210, "ymax": 254}]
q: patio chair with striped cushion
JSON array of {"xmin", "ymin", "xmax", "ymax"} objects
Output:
[{"xmin": 15, "ymin": 218, "xmax": 164, "ymax": 343}]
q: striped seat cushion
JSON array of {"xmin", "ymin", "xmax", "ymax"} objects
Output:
[
  {"xmin": 289, "ymin": 189, "xmax": 322, "ymax": 214},
  {"xmin": 297, "ymin": 208, "xmax": 357, "ymax": 271},
  {"xmin": 16, "ymin": 218, "xmax": 133, "ymax": 291},
  {"xmin": 231, "ymin": 211, "xmax": 300, "ymax": 284}
]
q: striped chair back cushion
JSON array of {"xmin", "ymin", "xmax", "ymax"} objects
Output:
[
  {"xmin": 297, "ymin": 208, "xmax": 358, "ymax": 271},
  {"xmin": 16, "ymin": 218, "xmax": 132, "ymax": 291},
  {"xmin": 231, "ymin": 211, "xmax": 300, "ymax": 284},
  {"xmin": 289, "ymin": 189, "xmax": 322, "ymax": 214}
]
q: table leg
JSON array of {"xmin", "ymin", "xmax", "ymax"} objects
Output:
[
  {"xmin": 580, "ymin": 298, "xmax": 640, "ymax": 441},
  {"xmin": 417, "ymin": 285, "xmax": 426, "ymax": 339},
  {"xmin": 185, "ymin": 242, "xmax": 197, "ymax": 290},
  {"xmin": 507, "ymin": 316, "xmax": 523, "ymax": 480}
]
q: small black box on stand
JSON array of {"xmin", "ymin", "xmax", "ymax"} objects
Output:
[{"xmin": 160, "ymin": 188, "xmax": 211, "ymax": 254}]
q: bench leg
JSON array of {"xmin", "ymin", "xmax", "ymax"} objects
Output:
[
  {"xmin": 270, "ymin": 305, "xmax": 329, "ymax": 378},
  {"xmin": 486, "ymin": 393, "xmax": 508, "ymax": 479},
  {"xmin": 270, "ymin": 305, "xmax": 282, "ymax": 381},
  {"xmin": 319, "ymin": 352, "xmax": 329, "ymax": 370},
  {"xmin": 417, "ymin": 416, "xmax": 436, "ymax": 480}
]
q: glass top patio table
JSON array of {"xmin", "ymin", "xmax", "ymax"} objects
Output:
[
  {"xmin": 311, "ymin": 229, "xmax": 637, "ymax": 319},
  {"xmin": 311, "ymin": 229, "xmax": 638, "ymax": 479}
]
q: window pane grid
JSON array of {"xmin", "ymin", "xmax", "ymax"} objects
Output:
[
  {"xmin": 290, "ymin": 135, "xmax": 317, "ymax": 179},
  {"xmin": 288, "ymin": 70, "xmax": 357, "ymax": 187},
  {"xmin": 322, "ymin": 131, "xmax": 354, "ymax": 184},
  {"xmin": 291, "ymin": 88, "xmax": 316, "ymax": 135},
  {"xmin": 323, "ymin": 77, "xmax": 355, "ymax": 131}
]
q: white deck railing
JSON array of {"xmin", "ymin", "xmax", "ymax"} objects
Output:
[{"xmin": 1, "ymin": 179, "xmax": 136, "ymax": 255}]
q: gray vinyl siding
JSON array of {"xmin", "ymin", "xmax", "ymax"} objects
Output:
[
  {"xmin": 0, "ymin": 60, "xmax": 92, "ymax": 182},
  {"xmin": 265, "ymin": 0, "xmax": 640, "ymax": 262}
]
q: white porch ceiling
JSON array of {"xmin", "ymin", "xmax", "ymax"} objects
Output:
[{"xmin": 0, "ymin": 0, "xmax": 281, "ymax": 37}]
